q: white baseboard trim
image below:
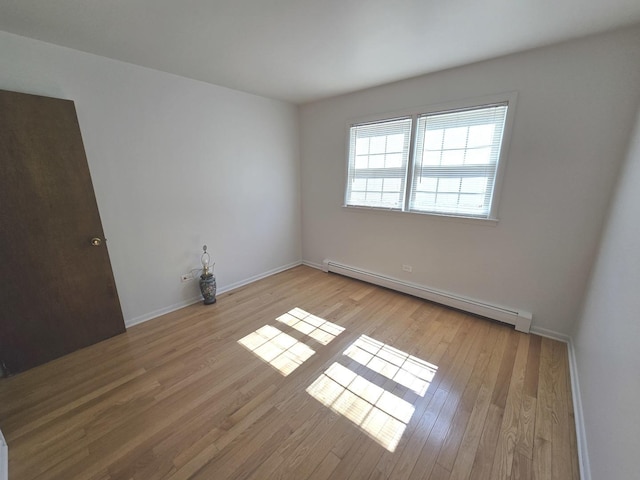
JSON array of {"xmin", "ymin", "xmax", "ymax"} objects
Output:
[
  {"xmin": 322, "ymin": 259, "xmax": 532, "ymax": 332},
  {"xmin": 125, "ymin": 260, "xmax": 303, "ymax": 328},
  {"xmin": 301, "ymin": 260, "xmax": 324, "ymax": 270},
  {"xmin": 125, "ymin": 295, "xmax": 202, "ymax": 328},
  {"xmin": 0, "ymin": 429, "xmax": 7, "ymax": 480},
  {"xmin": 215, "ymin": 261, "xmax": 302, "ymax": 296},
  {"xmin": 566, "ymin": 338, "xmax": 591, "ymax": 480},
  {"xmin": 529, "ymin": 326, "xmax": 571, "ymax": 343},
  {"xmin": 530, "ymin": 327, "xmax": 590, "ymax": 480}
]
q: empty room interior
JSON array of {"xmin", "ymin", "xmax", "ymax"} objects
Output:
[{"xmin": 1, "ymin": 2, "xmax": 639, "ymax": 479}]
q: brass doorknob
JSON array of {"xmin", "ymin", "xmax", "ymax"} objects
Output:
[{"xmin": 90, "ymin": 237, "xmax": 102, "ymax": 246}]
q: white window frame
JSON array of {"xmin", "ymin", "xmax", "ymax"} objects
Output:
[
  {"xmin": 345, "ymin": 116, "xmax": 413, "ymax": 211},
  {"xmin": 343, "ymin": 93, "xmax": 517, "ymax": 222}
]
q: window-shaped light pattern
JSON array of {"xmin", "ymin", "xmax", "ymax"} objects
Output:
[
  {"xmin": 307, "ymin": 335, "xmax": 438, "ymax": 452},
  {"xmin": 343, "ymin": 335, "xmax": 437, "ymax": 397},
  {"xmin": 238, "ymin": 325, "xmax": 315, "ymax": 376},
  {"xmin": 306, "ymin": 362, "xmax": 415, "ymax": 452},
  {"xmin": 238, "ymin": 309, "xmax": 345, "ymax": 376},
  {"xmin": 276, "ymin": 307, "xmax": 345, "ymax": 345}
]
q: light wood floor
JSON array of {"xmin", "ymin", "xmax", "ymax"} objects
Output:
[{"xmin": 0, "ymin": 266, "xmax": 580, "ymax": 480}]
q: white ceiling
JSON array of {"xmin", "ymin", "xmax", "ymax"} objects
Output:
[{"xmin": 1, "ymin": 1, "xmax": 640, "ymax": 104}]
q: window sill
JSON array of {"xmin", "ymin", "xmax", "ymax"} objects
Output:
[{"xmin": 341, "ymin": 205, "xmax": 499, "ymax": 226}]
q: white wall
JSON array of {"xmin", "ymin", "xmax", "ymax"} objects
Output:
[
  {"xmin": 299, "ymin": 26, "xmax": 640, "ymax": 334},
  {"xmin": 0, "ymin": 31, "xmax": 301, "ymax": 325},
  {"xmin": 572, "ymin": 108, "xmax": 640, "ymax": 479}
]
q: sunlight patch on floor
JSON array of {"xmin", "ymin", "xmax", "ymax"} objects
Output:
[
  {"xmin": 343, "ymin": 335, "xmax": 437, "ymax": 396},
  {"xmin": 276, "ymin": 307, "xmax": 345, "ymax": 345},
  {"xmin": 238, "ymin": 307, "xmax": 346, "ymax": 375},
  {"xmin": 306, "ymin": 362, "xmax": 415, "ymax": 452},
  {"xmin": 238, "ymin": 324, "xmax": 315, "ymax": 376}
]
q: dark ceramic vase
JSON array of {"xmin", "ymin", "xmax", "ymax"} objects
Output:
[{"xmin": 199, "ymin": 273, "xmax": 217, "ymax": 305}]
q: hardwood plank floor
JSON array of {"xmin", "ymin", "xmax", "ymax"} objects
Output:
[{"xmin": 0, "ymin": 266, "xmax": 579, "ymax": 480}]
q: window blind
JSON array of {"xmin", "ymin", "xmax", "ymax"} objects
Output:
[
  {"xmin": 345, "ymin": 117, "xmax": 412, "ymax": 209},
  {"xmin": 409, "ymin": 104, "xmax": 508, "ymax": 218}
]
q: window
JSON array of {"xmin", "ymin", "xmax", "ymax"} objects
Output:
[
  {"xmin": 346, "ymin": 117, "xmax": 412, "ymax": 210},
  {"xmin": 345, "ymin": 97, "xmax": 514, "ymax": 220}
]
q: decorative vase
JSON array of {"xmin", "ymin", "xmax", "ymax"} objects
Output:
[
  {"xmin": 199, "ymin": 273, "xmax": 217, "ymax": 305},
  {"xmin": 198, "ymin": 244, "xmax": 216, "ymax": 305}
]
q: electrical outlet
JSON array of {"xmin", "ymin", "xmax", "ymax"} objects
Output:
[
  {"xmin": 402, "ymin": 264, "xmax": 413, "ymax": 273},
  {"xmin": 180, "ymin": 273, "xmax": 193, "ymax": 282}
]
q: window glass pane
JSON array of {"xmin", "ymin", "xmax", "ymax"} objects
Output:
[
  {"xmin": 459, "ymin": 193, "xmax": 485, "ymax": 208},
  {"xmin": 422, "ymin": 150, "xmax": 441, "ymax": 166},
  {"xmin": 424, "ymin": 129, "xmax": 444, "ymax": 150},
  {"xmin": 351, "ymin": 192, "xmax": 366, "ymax": 204},
  {"xmin": 356, "ymin": 137, "xmax": 370, "ymax": 154},
  {"xmin": 414, "ymin": 177, "xmax": 437, "ymax": 192},
  {"xmin": 383, "ymin": 178, "xmax": 401, "ymax": 192},
  {"xmin": 369, "ymin": 154, "xmax": 385, "ymax": 169},
  {"xmin": 355, "ymin": 155, "xmax": 368, "ymax": 169},
  {"xmin": 465, "ymin": 147, "xmax": 492, "ymax": 165},
  {"xmin": 467, "ymin": 124, "xmax": 494, "ymax": 147},
  {"xmin": 460, "ymin": 177, "xmax": 487, "ymax": 194},
  {"xmin": 370, "ymin": 136, "xmax": 387, "ymax": 154},
  {"xmin": 382, "ymin": 193, "xmax": 399, "ymax": 205},
  {"xmin": 386, "ymin": 134, "xmax": 405, "ymax": 152},
  {"xmin": 441, "ymin": 150, "xmax": 465, "ymax": 166},
  {"xmin": 352, "ymin": 178, "xmax": 367, "ymax": 191},
  {"xmin": 365, "ymin": 191, "xmax": 381, "ymax": 203},
  {"xmin": 436, "ymin": 193, "xmax": 458, "ymax": 207},
  {"xmin": 368, "ymin": 178, "xmax": 383, "ymax": 192},
  {"xmin": 439, "ymin": 178, "xmax": 461, "ymax": 193},
  {"xmin": 414, "ymin": 192, "xmax": 436, "ymax": 208},
  {"xmin": 386, "ymin": 153, "xmax": 403, "ymax": 168},
  {"xmin": 442, "ymin": 127, "xmax": 468, "ymax": 149}
]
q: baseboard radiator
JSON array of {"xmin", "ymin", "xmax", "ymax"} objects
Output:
[{"xmin": 322, "ymin": 260, "xmax": 532, "ymax": 333}]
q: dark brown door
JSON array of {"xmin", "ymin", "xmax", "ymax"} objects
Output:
[{"xmin": 0, "ymin": 89, "xmax": 125, "ymax": 375}]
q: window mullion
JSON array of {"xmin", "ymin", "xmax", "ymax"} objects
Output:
[{"xmin": 403, "ymin": 114, "xmax": 419, "ymax": 212}]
